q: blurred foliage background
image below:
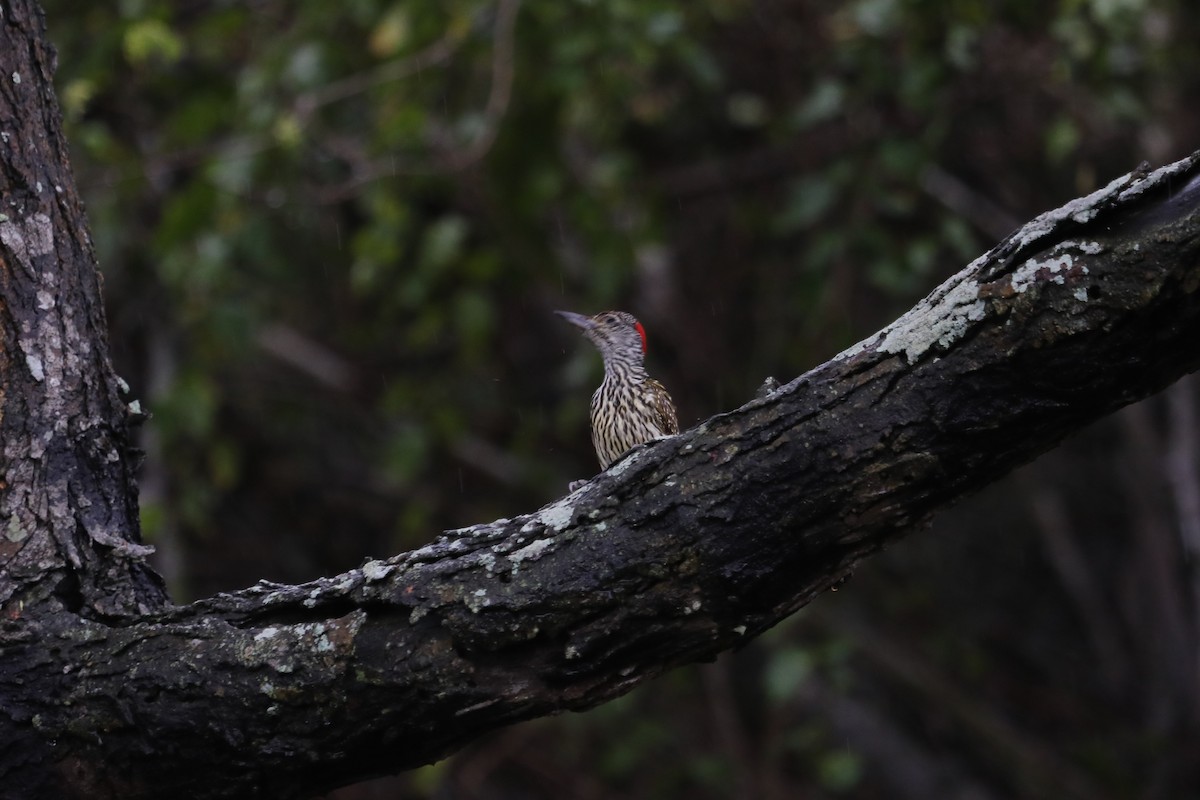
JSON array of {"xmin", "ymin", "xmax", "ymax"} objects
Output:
[{"xmin": 42, "ymin": 0, "xmax": 1199, "ymax": 796}]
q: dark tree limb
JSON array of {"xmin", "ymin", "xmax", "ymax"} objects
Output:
[
  {"xmin": 2, "ymin": 151, "xmax": 1197, "ymax": 798},
  {"xmin": 3, "ymin": 1, "xmax": 1200, "ymax": 796}
]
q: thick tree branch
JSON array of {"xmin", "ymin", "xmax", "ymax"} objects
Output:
[{"xmin": 3, "ymin": 143, "xmax": 1199, "ymax": 797}]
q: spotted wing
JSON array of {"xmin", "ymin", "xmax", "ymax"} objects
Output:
[{"xmin": 647, "ymin": 378, "xmax": 679, "ymax": 435}]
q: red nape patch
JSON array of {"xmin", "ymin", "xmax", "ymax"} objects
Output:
[{"xmin": 634, "ymin": 321, "xmax": 648, "ymax": 354}]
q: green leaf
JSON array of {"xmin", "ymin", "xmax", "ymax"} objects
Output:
[
  {"xmin": 418, "ymin": 216, "xmax": 468, "ymax": 274},
  {"xmin": 775, "ymin": 176, "xmax": 838, "ymax": 234},
  {"xmin": 765, "ymin": 647, "xmax": 815, "ymax": 702},
  {"xmin": 369, "ymin": 6, "xmax": 410, "ymax": 58},
  {"xmin": 791, "ymin": 79, "xmax": 845, "ymax": 130},
  {"xmin": 818, "ymin": 750, "xmax": 863, "ymax": 792},
  {"xmin": 123, "ymin": 19, "xmax": 184, "ymax": 65},
  {"xmin": 1045, "ymin": 115, "xmax": 1081, "ymax": 163}
]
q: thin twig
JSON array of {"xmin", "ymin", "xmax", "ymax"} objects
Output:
[
  {"xmin": 1163, "ymin": 375, "xmax": 1200, "ymax": 724},
  {"xmin": 293, "ymin": 34, "xmax": 466, "ymax": 122},
  {"xmin": 316, "ymin": 0, "xmax": 522, "ymax": 203},
  {"xmin": 919, "ymin": 163, "xmax": 1021, "ymax": 241},
  {"xmin": 1027, "ymin": 482, "xmax": 1130, "ymax": 694}
]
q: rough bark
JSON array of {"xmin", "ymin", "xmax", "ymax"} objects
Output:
[
  {"xmin": 0, "ymin": 0, "xmax": 167, "ymax": 620},
  {"xmin": 3, "ymin": 2, "xmax": 1200, "ymax": 798}
]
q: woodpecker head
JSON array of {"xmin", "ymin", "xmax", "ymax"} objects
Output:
[{"xmin": 555, "ymin": 310, "xmax": 648, "ymax": 369}]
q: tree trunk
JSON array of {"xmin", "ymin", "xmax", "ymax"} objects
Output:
[
  {"xmin": 0, "ymin": 2, "xmax": 168, "ymax": 614},
  {"xmin": 2, "ymin": 2, "xmax": 1200, "ymax": 798}
]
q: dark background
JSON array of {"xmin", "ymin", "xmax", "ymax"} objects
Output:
[{"xmin": 44, "ymin": 0, "xmax": 1200, "ymax": 796}]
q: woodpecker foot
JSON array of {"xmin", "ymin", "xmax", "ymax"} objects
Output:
[{"xmin": 567, "ymin": 479, "xmax": 588, "ymax": 492}]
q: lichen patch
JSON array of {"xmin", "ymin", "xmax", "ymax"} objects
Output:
[
  {"xmin": 361, "ymin": 560, "xmax": 392, "ymax": 581},
  {"xmin": 537, "ymin": 498, "xmax": 574, "ymax": 532},
  {"xmin": 508, "ymin": 538, "xmax": 553, "ymax": 568},
  {"xmin": 876, "ymin": 274, "xmax": 987, "ymax": 364}
]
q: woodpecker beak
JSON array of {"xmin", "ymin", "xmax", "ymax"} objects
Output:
[{"xmin": 554, "ymin": 310, "xmax": 595, "ymax": 331}]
